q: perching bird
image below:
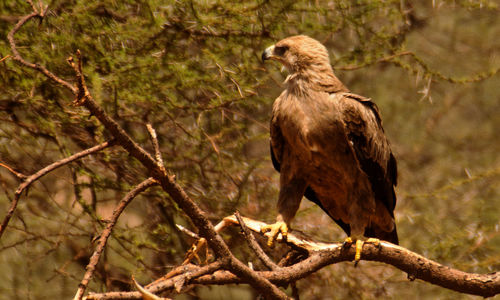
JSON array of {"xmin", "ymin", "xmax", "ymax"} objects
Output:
[{"xmin": 261, "ymin": 35, "xmax": 398, "ymax": 263}]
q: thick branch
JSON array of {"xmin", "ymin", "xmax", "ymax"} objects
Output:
[
  {"xmin": 73, "ymin": 177, "xmax": 158, "ymax": 300},
  {"xmin": 90, "ymin": 215, "xmax": 500, "ymax": 299},
  {"xmin": 0, "ymin": 140, "xmax": 113, "ymax": 239}
]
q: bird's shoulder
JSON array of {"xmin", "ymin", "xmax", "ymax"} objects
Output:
[{"xmin": 331, "ymin": 92, "xmax": 383, "ymax": 127}]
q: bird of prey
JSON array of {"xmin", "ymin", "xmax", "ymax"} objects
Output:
[{"xmin": 261, "ymin": 35, "xmax": 398, "ymax": 263}]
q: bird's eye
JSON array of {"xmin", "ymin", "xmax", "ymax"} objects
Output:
[{"xmin": 274, "ymin": 46, "xmax": 288, "ymax": 56}]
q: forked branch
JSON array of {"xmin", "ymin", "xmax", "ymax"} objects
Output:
[
  {"xmin": 73, "ymin": 177, "xmax": 159, "ymax": 300},
  {"xmin": 88, "ymin": 215, "xmax": 500, "ymax": 299},
  {"xmin": 0, "ymin": 140, "xmax": 114, "ymax": 239}
]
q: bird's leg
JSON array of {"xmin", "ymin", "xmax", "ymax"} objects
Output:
[
  {"xmin": 343, "ymin": 236, "xmax": 381, "ymax": 266},
  {"xmin": 262, "ymin": 177, "xmax": 306, "ymax": 247},
  {"xmin": 261, "ymin": 213, "xmax": 288, "ymax": 247}
]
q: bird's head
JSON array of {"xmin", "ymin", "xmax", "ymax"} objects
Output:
[{"xmin": 262, "ymin": 35, "xmax": 332, "ymax": 74}]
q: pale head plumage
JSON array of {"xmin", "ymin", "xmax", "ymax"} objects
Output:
[{"xmin": 262, "ymin": 35, "xmax": 347, "ymax": 93}]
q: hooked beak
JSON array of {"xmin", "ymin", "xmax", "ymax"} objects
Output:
[{"xmin": 261, "ymin": 45, "xmax": 275, "ymax": 62}]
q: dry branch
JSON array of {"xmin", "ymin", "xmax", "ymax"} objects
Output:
[
  {"xmin": 235, "ymin": 211, "xmax": 279, "ymax": 271},
  {"xmin": 88, "ymin": 215, "xmax": 500, "ymax": 299},
  {"xmin": 7, "ymin": 6, "xmax": 76, "ymax": 93},
  {"xmin": 67, "ymin": 51, "xmax": 289, "ymax": 300},
  {"xmin": 146, "ymin": 123, "xmax": 165, "ymax": 170},
  {"xmin": 73, "ymin": 178, "xmax": 158, "ymax": 300},
  {"xmin": 0, "ymin": 140, "xmax": 114, "ymax": 239}
]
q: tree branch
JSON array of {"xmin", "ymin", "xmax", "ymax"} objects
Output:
[
  {"xmin": 66, "ymin": 50, "xmax": 289, "ymax": 300},
  {"xmin": 146, "ymin": 123, "xmax": 165, "ymax": 169},
  {"xmin": 86, "ymin": 215, "xmax": 500, "ymax": 299},
  {"xmin": 0, "ymin": 140, "xmax": 114, "ymax": 239},
  {"xmin": 235, "ymin": 211, "xmax": 279, "ymax": 271},
  {"xmin": 7, "ymin": 4, "xmax": 76, "ymax": 93},
  {"xmin": 73, "ymin": 177, "xmax": 159, "ymax": 300},
  {"xmin": 11, "ymin": 3, "xmax": 499, "ymax": 299},
  {"xmin": 7, "ymin": 3, "xmax": 288, "ymax": 299}
]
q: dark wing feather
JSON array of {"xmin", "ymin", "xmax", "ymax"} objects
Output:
[{"xmin": 341, "ymin": 93, "xmax": 398, "ymax": 243}]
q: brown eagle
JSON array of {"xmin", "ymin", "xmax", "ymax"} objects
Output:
[{"xmin": 261, "ymin": 35, "xmax": 398, "ymax": 262}]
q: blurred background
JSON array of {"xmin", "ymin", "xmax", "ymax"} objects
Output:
[{"xmin": 0, "ymin": 0, "xmax": 499, "ymax": 299}]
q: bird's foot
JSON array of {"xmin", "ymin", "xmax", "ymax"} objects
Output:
[
  {"xmin": 183, "ymin": 238, "xmax": 211, "ymax": 265},
  {"xmin": 261, "ymin": 221, "xmax": 288, "ymax": 247},
  {"xmin": 343, "ymin": 237, "xmax": 380, "ymax": 266}
]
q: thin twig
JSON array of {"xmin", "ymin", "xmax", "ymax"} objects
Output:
[
  {"xmin": 146, "ymin": 123, "xmax": 165, "ymax": 169},
  {"xmin": 148, "ymin": 262, "xmax": 223, "ymax": 294},
  {"xmin": 0, "ymin": 55, "xmax": 10, "ymax": 63},
  {"xmin": 0, "ymin": 162, "xmax": 26, "ymax": 180},
  {"xmin": 235, "ymin": 211, "xmax": 279, "ymax": 271},
  {"xmin": 0, "ymin": 140, "xmax": 114, "ymax": 239},
  {"xmin": 133, "ymin": 277, "xmax": 171, "ymax": 300},
  {"xmin": 73, "ymin": 177, "xmax": 158, "ymax": 300},
  {"xmin": 337, "ymin": 51, "xmax": 413, "ymax": 71},
  {"xmin": 7, "ymin": 5, "xmax": 76, "ymax": 93},
  {"xmin": 175, "ymin": 224, "xmax": 200, "ymax": 239}
]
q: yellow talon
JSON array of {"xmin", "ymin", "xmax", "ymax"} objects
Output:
[
  {"xmin": 261, "ymin": 221, "xmax": 288, "ymax": 247},
  {"xmin": 343, "ymin": 237, "xmax": 380, "ymax": 266},
  {"xmin": 366, "ymin": 237, "xmax": 381, "ymax": 247},
  {"xmin": 343, "ymin": 236, "xmax": 353, "ymax": 246},
  {"xmin": 354, "ymin": 239, "xmax": 364, "ymax": 265}
]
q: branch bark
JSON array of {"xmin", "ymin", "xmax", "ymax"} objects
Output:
[{"xmin": 235, "ymin": 211, "xmax": 279, "ymax": 271}]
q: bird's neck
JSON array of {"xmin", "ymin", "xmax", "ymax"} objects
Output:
[{"xmin": 284, "ymin": 66, "xmax": 349, "ymax": 94}]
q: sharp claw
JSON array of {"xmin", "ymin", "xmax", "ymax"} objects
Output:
[
  {"xmin": 343, "ymin": 237, "xmax": 353, "ymax": 248},
  {"xmin": 261, "ymin": 221, "xmax": 288, "ymax": 248}
]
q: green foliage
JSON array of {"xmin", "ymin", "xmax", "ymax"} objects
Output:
[{"xmin": 1, "ymin": 0, "xmax": 500, "ymax": 299}]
